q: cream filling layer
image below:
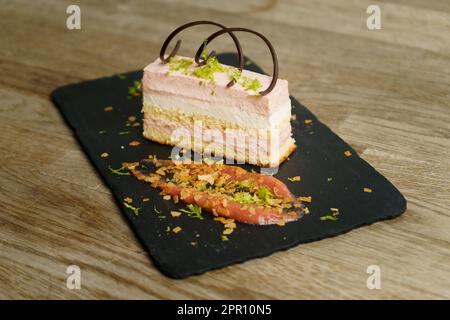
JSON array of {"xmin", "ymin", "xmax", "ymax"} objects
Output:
[
  {"xmin": 143, "ymin": 92, "xmax": 292, "ymax": 130},
  {"xmin": 143, "ymin": 124, "xmax": 295, "ymax": 165},
  {"xmin": 142, "ymin": 117, "xmax": 293, "ymax": 150}
]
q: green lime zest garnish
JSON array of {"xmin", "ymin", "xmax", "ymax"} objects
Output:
[
  {"xmin": 127, "ymin": 80, "xmax": 141, "ymax": 98},
  {"xmin": 320, "ymin": 215, "xmax": 338, "ymax": 221},
  {"xmin": 229, "ymin": 69, "xmax": 242, "ymax": 83},
  {"xmin": 257, "ymin": 186, "xmax": 273, "ymax": 203},
  {"xmin": 192, "ymin": 56, "xmax": 226, "ymax": 84},
  {"xmin": 153, "ymin": 205, "xmax": 165, "ymax": 219},
  {"xmin": 123, "ymin": 202, "xmax": 140, "ymax": 216},
  {"xmin": 201, "ymin": 40, "xmax": 208, "ymax": 60},
  {"xmin": 168, "ymin": 56, "xmax": 193, "ymax": 74},
  {"xmin": 226, "ymin": 67, "xmax": 262, "ymax": 94},
  {"xmin": 232, "ymin": 192, "xmax": 255, "ymax": 204},
  {"xmin": 179, "ymin": 204, "xmax": 204, "ymax": 220},
  {"xmin": 108, "ymin": 166, "xmax": 130, "ymax": 175},
  {"xmin": 234, "ymin": 179, "xmax": 252, "ymax": 191},
  {"xmin": 240, "ymin": 75, "xmax": 262, "ymax": 92}
]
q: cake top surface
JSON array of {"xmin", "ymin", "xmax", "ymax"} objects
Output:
[{"xmin": 143, "ymin": 55, "xmax": 288, "ymax": 98}]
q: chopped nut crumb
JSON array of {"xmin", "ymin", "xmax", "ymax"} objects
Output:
[
  {"xmin": 131, "ymin": 122, "xmax": 140, "ymax": 127},
  {"xmin": 277, "ymin": 219, "xmax": 286, "ymax": 226},
  {"xmin": 104, "ymin": 106, "xmax": 113, "ymax": 112},
  {"xmin": 128, "ymin": 116, "xmax": 137, "ymax": 122},
  {"xmin": 163, "ymin": 195, "xmax": 171, "ymax": 200},
  {"xmin": 100, "ymin": 152, "xmax": 109, "ymax": 158},
  {"xmin": 304, "ymin": 207, "xmax": 310, "ymax": 214},
  {"xmin": 330, "ymin": 208, "xmax": 339, "ymax": 212},
  {"xmin": 344, "ymin": 150, "xmax": 352, "ymax": 157},
  {"xmin": 224, "ymin": 222, "xmax": 236, "ymax": 229},
  {"xmin": 288, "ymin": 176, "xmax": 301, "ymax": 182},
  {"xmin": 299, "ymin": 196, "xmax": 312, "ymax": 203},
  {"xmin": 364, "ymin": 187, "xmax": 373, "ymax": 193},
  {"xmin": 172, "ymin": 226, "xmax": 182, "ymax": 234},
  {"xmin": 304, "ymin": 119, "xmax": 312, "ymax": 124},
  {"xmin": 124, "ymin": 197, "xmax": 133, "ymax": 204},
  {"xmin": 142, "ymin": 198, "xmax": 150, "ymax": 202},
  {"xmin": 129, "ymin": 140, "xmax": 141, "ymax": 146},
  {"xmin": 223, "ymin": 228, "xmax": 234, "ymax": 235},
  {"xmin": 170, "ymin": 211, "xmax": 182, "ymax": 217}
]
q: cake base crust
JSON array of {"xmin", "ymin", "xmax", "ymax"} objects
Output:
[{"xmin": 143, "ymin": 130, "xmax": 297, "ymax": 168}]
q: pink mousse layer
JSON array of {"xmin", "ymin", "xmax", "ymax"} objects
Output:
[{"xmin": 142, "ymin": 56, "xmax": 290, "ymax": 116}]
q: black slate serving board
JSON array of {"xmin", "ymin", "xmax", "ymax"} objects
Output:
[{"xmin": 51, "ymin": 53, "xmax": 406, "ymax": 278}]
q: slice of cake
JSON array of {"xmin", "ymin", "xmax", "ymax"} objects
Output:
[{"xmin": 141, "ymin": 54, "xmax": 295, "ymax": 167}]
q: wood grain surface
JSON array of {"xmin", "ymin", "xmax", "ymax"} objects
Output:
[{"xmin": 0, "ymin": 0, "xmax": 449, "ymax": 299}]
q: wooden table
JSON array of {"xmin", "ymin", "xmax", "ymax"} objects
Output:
[{"xmin": 1, "ymin": 0, "xmax": 449, "ymax": 299}]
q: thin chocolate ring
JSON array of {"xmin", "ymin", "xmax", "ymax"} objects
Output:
[
  {"xmin": 159, "ymin": 21, "xmax": 244, "ymax": 87},
  {"xmin": 194, "ymin": 27, "xmax": 278, "ymax": 96}
]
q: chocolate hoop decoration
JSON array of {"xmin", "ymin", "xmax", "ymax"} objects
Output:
[
  {"xmin": 194, "ymin": 27, "xmax": 278, "ymax": 96},
  {"xmin": 159, "ymin": 20, "xmax": 244, "ymax": 87}
]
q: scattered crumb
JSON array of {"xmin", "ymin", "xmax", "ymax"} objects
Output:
[
  {"xmin": 223, "ymin": 228, "xmax": 234, "ymax": 235},
  {"xmin": 291, "ymin": 114, "xmax": 297, "ymax": 121},
  {"xmin": 128, "ymin": 116, "xmax": 137, "ymax": 122},
  {"xmin": 142, "ymin": 198, "xmax": 150, "ymax": 202},
  {"xmin": 131, "ymin": 122, "xmax": 140, "ymax": 127},
  {"xmin": 304, "ymin": 119, "xmax": 312, "ymax": 124},
  {"xmin": 221, "ymin": 235, "xmax": 229, "ymax": 241},
  {"xmin": 124, "ymin": 197, "xmax": 133, "ymax": 204},
  {"xmin": 129, "ymin": 140, "xmax": 141, "ymax": 146},
  {"xmin": 304, "ymin": 207, "xmax": 310, "ymax": 214},
  {"xmin": 224, "ymin": 222, "xmax": 236, "ymax": 229},
  {"xmin": 277, "ymin": 220, "xmax": 286, "ymax": 226},
  {"xmin": 172, "ymin": 226, "xmax": 182, "ymax": 234},
  {"xmin": 344, "ymin": 150, "xmax": 352, "ymax": 157},
  {"xmin": 299, "ymin": 196, "xmax": 312, "ymax": 203},
  {"xmin": 190, "ymin": 242, "xmax": 197, "ymax": 246},
  {"xmin": 163, "ymin": 195, "xmax": 171, "ymax": 200},
  {"xmin": 99, "ymin": 130, "xmax": 107, "ymax": 134},
  {"xmin": 170, "ymin": 211, "xmax": 182, "ymax": 217},
  {"xmin": 330, "ymin": 208, "xmax": 339, "ymax": 212},
  {"xmin": 214, "ymin": 217, "xmax": 234, "ymax": 224},
  {"xmin": 364, "ymin": 187, "xmax": 373, "ymax": 193},
  {"xmin": 100, "ymin": 152, "xmax": 109, "ymax": 158},
  {"xmin": 122, "ymin": 162, "xmax": 139, "ymax": 170},
  {"xmin": 104, "ymin": 106, "xmax": 113, "ymax": 112},
  {"xmin": 327, "ymin": 177, "xmax": 333, "ymax": 182},
  {"xmin": 288, "ymin": 176, "xmax": 301, "ymax": 182}
]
